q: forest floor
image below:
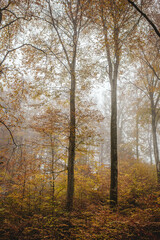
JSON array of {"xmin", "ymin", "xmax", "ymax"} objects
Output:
[
  {"xmin": 1, "ymin": 188, "xmax": 160, "ymax": 240},
  {"xmin": 1, "ymin": 162, "xmax": 160, "ymax": 239}
]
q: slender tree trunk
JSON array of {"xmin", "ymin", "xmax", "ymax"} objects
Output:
[
  {"xmin": 100, "ymin": 143, "xmax": 104, "ymax": 165},
  {"xmin": 21, "ymin": 158, "xmax": 26, "ymax": 212},
  {"xmin": 149, "ymin": 131, "xmax": 153, "ymax": 165},
  {"xmin": 51, "ymin": 136, "xmax": 55, "ymax": 215},
  {"xmin": 66, "ymin": 69, "xmax": 76, "ymax": 212},
  {"xmin": 109, "ymin": 21, "xmax": 119, "ymax": 208},
  {"xmin": 136, "ymin": 113, "xmax": 139, "ymax": 161},
  {"xmin": 110, "ymin": 73, "xmax": 118, "ymax": 207},
  {"xmin": 28, "ymin": 184, "xmax": 31, "ymax": 215},
  {"xmin": 101, "ymin": 18, "xmax": 119, "ymax": 207},
  {"xmin": 151, "ymin": 108, "xmax": 160, "ymax": 184},
  {"xmin": 66, "ymin": 13, "xmax": 78, "ymax": 211}
]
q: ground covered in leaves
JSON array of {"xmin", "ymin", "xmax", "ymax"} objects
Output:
[
  {"xmin": 1, "ymin": 189, "xmax": 160, "ymax": 239},
  {"xmin": 0, "ymin": 162, "xmax": 160, "ymax": 239}
]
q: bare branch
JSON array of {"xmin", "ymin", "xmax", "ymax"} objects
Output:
[
  {"xmin": 46, "ymin": 45, "xmax": 70, "ymax": 73},
  {"xmin": 0, "ymin": 17, "xmax": 25, "ymax": 30},
  {"xmin": 128, "ymin": 0, "xmax": 160, "ymax": 38},
  {"xmin": 48, "ymin": 0, "xmax": 71, "ymax": 66},
  {"xmin": 0, "ymin": 43, "xmax": 48, "ymax": 67},
  {"xmin": 1, "ymin": 1, "xmax": 11, "ymax": 11},
  {"xmin": 0, "ymin": 120, "xmax": 17, "ymax": 146}
]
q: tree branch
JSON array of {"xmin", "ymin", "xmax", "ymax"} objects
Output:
[
  {"xmin": 1, "ymin": 1, "xmax": 11, "ymax": 11},
  {"xmin": 0, "ymin": 17, "xmax": 25, "ymax": 30},
  {"xmin": 127, "ymin": 0, "xmax": 160, "ymax": 37},
  {"xmin": 0, "ymin": 120, "xmax": 17, "ymax": 146},
  {"xmin": 0, "ymin": 43, "xmax": 48, "ymax": 67}
]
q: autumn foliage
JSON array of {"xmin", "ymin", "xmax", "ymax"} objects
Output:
[{"xmin": 0, "ymin": 0, "xmax": 160, "ymax": 239}]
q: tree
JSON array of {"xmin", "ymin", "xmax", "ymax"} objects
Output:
[
  {"xmin": 25, "ymin": 0, "xmax": 91, "ymax": 211},
  {"xmin": 93, "ymin": 0, "xmax": 138, "ymax": 207},
  {"xmin": 31, "ymin": 106, "xmax": 68, "ymax": 214},
  {"xmin": 136, "ymin": 47, "xmax": 160, "ymax": 183}
]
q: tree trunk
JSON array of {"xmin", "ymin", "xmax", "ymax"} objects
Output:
[
  {"xmin": 66, "ymin": 15, "xmax": 78, "ymax": 211},
  {"xmin": 51, "ymin": 136, "xmax": 55, "ymax": 215},
  {"xmin": 109, "ymin": 22, "xmax": 119, "ymax": 208},
  {"xmin": 149, "ymin": 134, "xmax": 153, "ymax": 165},
  {"xmin": 136, "ymin": 113, "xmax": 139, "ymax": 161},
  {"xmin": 110, "ymin": 75, "xmax": 118, "ymax": 207},
  {"xmin": 66, "ymin": 70, "xmax": 76, "ymax": 212},
  {"xmin": 151, "ymin": 108, "xmax": 160, "ymax": 184},
  {"xmin": 21, "ymin": 158, "xmax": 26, "ymax": 212}
]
